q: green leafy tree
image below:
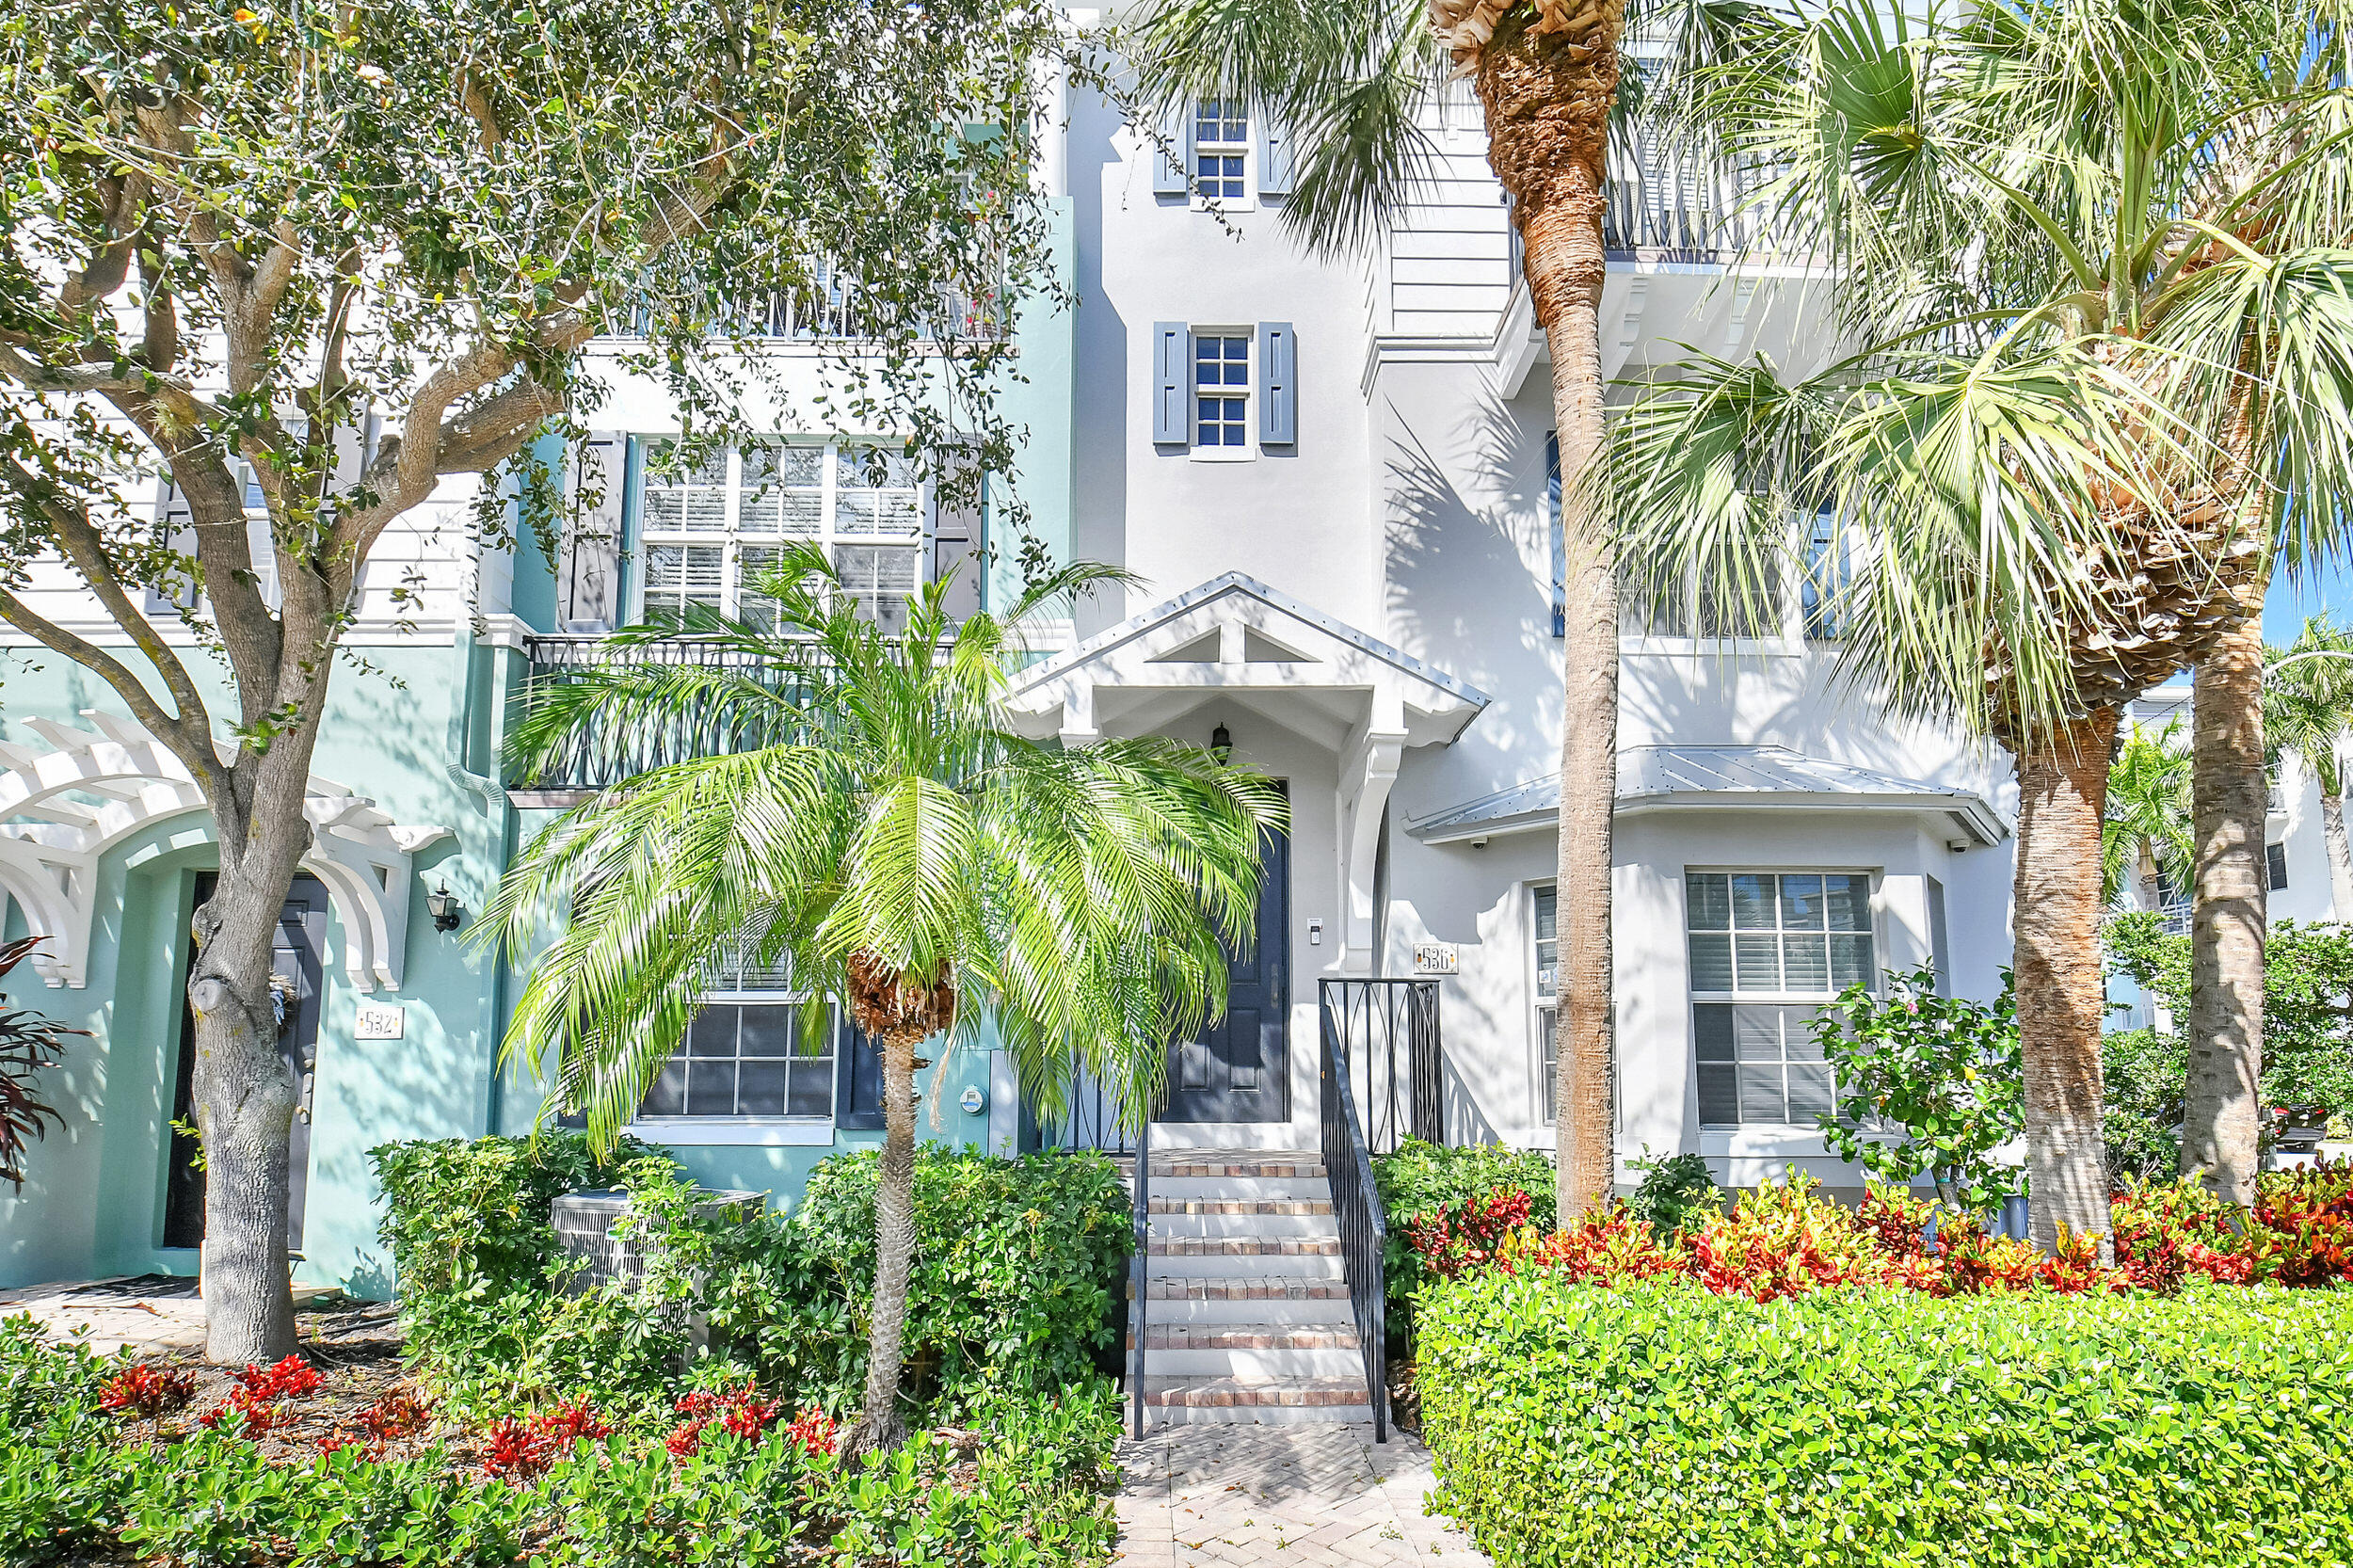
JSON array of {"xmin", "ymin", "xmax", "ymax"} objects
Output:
[
  {"xmin": 484, "ymin": 549, "xmax": 1283, "ymax": 1454},
  {"xmin": 2105, "ymin": 912, "xmax": 2353, "ymax": 1173},
  {"xmin": 0, "ymin": 0, "xmax": 1067, "ymax": 1363},
  {"xmin": 2104, "ymin": 720, "xmax": 2194, "ymax": 909},
  {"xmin": 1811, "ymin": 968, "xmax": 2025, "ymax": 1213},
  {"xmin": 1608, "ymin": 0, "xmax": 2353, "ymax": 1245},
  {"xmin": 2266, "ymin": 616, "xmax": 2353, "ymax": 917}
]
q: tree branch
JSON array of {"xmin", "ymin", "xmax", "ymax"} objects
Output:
[{"xmin": 0, "ymin": 584, "xmax": 225, "ymax": 796}]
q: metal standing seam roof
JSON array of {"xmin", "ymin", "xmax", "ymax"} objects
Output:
[
  {"xmin": 1002, "ymin": 570, "xmax": 1493, "ymax": 710},
  {"xmin": 1407, "ymin": 744, "xmax": 2010, "ymax": 844}
]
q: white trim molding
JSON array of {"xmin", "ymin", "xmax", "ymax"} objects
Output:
[{"xmin": 0, "ymin": 711, "xmax": 452, "ymax": 990}]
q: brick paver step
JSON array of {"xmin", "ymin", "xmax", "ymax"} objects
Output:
[
  {"xmin": 1144, "ymin": 1275, "xmax": 1351, "ymax": 1301},
  {"xmin": 1144, "ymin": 1323, "xmax": 1361, "ymax": 1350},
  {"xmin": 1151, "ymin": 1152, "xmax": 1326, "ymax": 1179},
  {"xmin": 1147, "ymin": 1236, "xmax": 1341, "ymax": 1257},
  {"xmin": 1143, "ymin": 1376, "xmax": 1369, "ymax": 1409},
  {"xmin": 1148, "ymin": 1196, "xmax": 1334, "ymax": 1215}
]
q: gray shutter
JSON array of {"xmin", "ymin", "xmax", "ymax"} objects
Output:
[
  {"xmin": 1258, "ymin": 322, "xmax": 1296, "ymax": 446},
  {"xmin": 1257, "ymin": 111, "xmax": 1294, "ymax": 198},
  {"xmin": 1153, "ymin": 102, "xmax": 1191, "ymax": 196},
  {"xmin": 1151, "ymin": 322, "xmax": 1190, "ymax": 445},
  {"xmin": 560, "ymin": 431, "xmax": 626, "ymax": 631}
]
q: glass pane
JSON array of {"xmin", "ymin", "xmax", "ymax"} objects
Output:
[
  {"xmin": 736, "ymin": 1061, "xmax": 788, "ymax": 1117},
  {"xmin": 1786, "ymin": 1062, "xmax": 1835, "ymax": 1121},
  {"xmin": 1685, "ymin": 873, "xmax": 1731, "ymax": 931},
  {"xmin": 1729, "ymin": 873, "xmax": 1777, "ymax": 930},
  {"xmin": 641, "ymin": 1057, "xmax": 687, "ymax": 1118},
  {"xmin": 1785, "ymin": 1006, "xmax": 1830, "ymax": 1060},
  {"xmin": 1697, "ymin": 1063, "xmax": 1739, "ymax": 1125},
  {"xmin": 1734, "ymin": 933, "xmax": 1781, "ymax": 991},
  {"xmin": 1778, "ymin": 874, "xmax": 1825, "ymax": 930},
  {"xmin": 1692, "ymin": 1004, "xmax": 1735, "ymax": 1063},
  {"xmin": 687, "ymin": 1008, "xmax": 738, "ymax": 1057},
  {"xmin": 1733, "ymin": 1007, "xmax": 1782, "ymax": 1062},
  {"xmin": 1688, "ymin": 932, "xmax": 1734, "ymax": 992},
  {"xmin": 1533, "ymin": 887, "xmax": 1559, "ymax": 942},
  {"xmin": 1822, "ymin": 873, "xmax": 1870, "ymax": 932},
  {"xmin": 1830, "ymin": 934, "xmax": 1874, "ymax": 989},
  {"xmin": 686, "ymin": 1057, "xmax": 737, "ymax": 1116},
  {"xmin": 787, "ymin": 1060, "xmax": 833, "ymax": 1118},
  {"xmin": 1737, "ymin": 1063, "xmax": 1787, "ymax": 1123},
  {"xmin": 739, "ymin": 446, "xmax": 782, "ymax": 533},
  {"xmin": 1782, "ymin": 933, "xmax": 1829, "ymax": 992},
  {"xmin": 737, "ymin": 1004, "xmax": 795, "ymax": 1057}
]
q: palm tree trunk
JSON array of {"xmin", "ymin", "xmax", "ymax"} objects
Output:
[
  {"xmin": 2322, "ymin": 783, "xmax": 2353, "ymax": 920},
  {"xmin": 2012, "ymin": 709, "xmax": 2119, "ymax": 1255},
  {"xmin": 1475, "ymin": 3, "xmax": 1625, "ymax": 1224},
  {"xmin": 2185, "ymin": 616, "xmax": 2265, "ymax": 1207},
  {"xmin": 849, "ymin": 1024, "xmax": 920, "ymax": 1457}
]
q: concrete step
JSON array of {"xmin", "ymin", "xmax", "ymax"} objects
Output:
[
  {"xmin": 1150, "ymin": 1152, "xmax": 1326, "ymax": 1180},
  {"xmin": 1141, "ymin": 1323, "xmax": 1365, "ymax": 1378},
  {"xmin": 1148, "ymin": 1196, "xmax": 1334, "ymax": 1217},
  {"xmin": 1145, "ymin": 1241, "xmax": 1344, "ymax": 1279},
  {"xmin": 1147, "ymin": 1210, "xmax": 1338, "ymax": 1240},
  {"xmin": 1142, "ymin": 1376, "xmax": 1373, "ymax": 1424},
  {"xmin": 1137, "ymin": 1275, "xmax": 1355, "ymax": 1322},
  {"xmin": 1147, "ymin": 1174, "xmax": 1331, "ymax": 1202}
]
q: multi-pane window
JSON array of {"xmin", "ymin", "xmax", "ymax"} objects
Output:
[
  {"xmin": 638, "ymin": 441, "xmax": 924, "ymax": 632},
  {"xmin": 1193, "ymin": 99, "xmax": 1249, "ymax": 200},
  {"xmin": 1686, "ymin": 871, "xmax": 1874, "ymax": 1127},
  {"xmin": 638, "ymin": 950, "xmax": 836, "ymax": 1122},
  {"xmin": 1533, "ymin": 886, "xmax": 1559, "ymax": 1122},
  {"xmin": 1193, "ymin": 335, "xmax": 1251, "ymax": 447}
]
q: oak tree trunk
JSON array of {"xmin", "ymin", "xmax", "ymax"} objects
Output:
[
  {"xmin": 848, "ymin": 1024, "xmax": 920, "ymax": 1458},
  {"xmin": 1475, "ymin": 4, "xmax": 1624, "ymax": 1223},
  {"xmin": 2012, "ymin": 709, "xmax": 2119, "ymax": 1255},
  {"xmin": 2322, "ymin": 785, "xmax": 2352, "ymax": 921},
  {"xmin": 194, "ymin": 725, "xmax": 333, "ymax": 1365},
  {"xmin": 2185, "ymin": 616, "xmax": 2266, "ymax": 1207}
]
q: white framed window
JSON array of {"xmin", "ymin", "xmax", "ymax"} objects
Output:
[
  {"xmin": 1686, "ymin": 870, "xmax": 1875, "ymax": 1128},
  {"xmin": 636, "ymin": 949, "xmax": 837, "ymax": 1123},
  {"xmin": 1193, "ymin": 332, "xmax": 1252, "ymax": 453},
  {"xmin": 1193, "ymin": 98, "xmax": 1250, "ymax": 201},
  {"xmin": 1532, "ymin": 884, "xmax": 1559, "ymax": 1123},
  {"xmin": 635, "ymin": 440, "xmax": 925, "ymax": 632}
]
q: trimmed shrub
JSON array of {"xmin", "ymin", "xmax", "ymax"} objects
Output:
[
  {"xmin": 1373, "ymin": 1138, "xmax": 1555, "ymax": 1310},
  {"xmin": 1418, "ymin": 1272, "xmax": 2353, "ymax": 1568}
]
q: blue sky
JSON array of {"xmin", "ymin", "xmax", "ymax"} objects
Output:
[{"xmin": 2265, "ymin": 555, "xmax": 2353, "ymax": 644}]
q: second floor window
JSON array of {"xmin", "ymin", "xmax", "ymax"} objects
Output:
[
  {"xmin": 1193, "ymin": 99, "xmax": 1248, "ymax": 200},
  {"xmin": 1194, "ymin": 334, "xmax": 1251, "ymax": 447},
  {"xmin": 637, "ymin": 440, "xmax": 924, "ymax": 633}
]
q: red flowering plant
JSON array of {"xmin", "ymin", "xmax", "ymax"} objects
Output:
[
  {"xmin": 665, "ymin": 1383, "xmax": 785, "ymax": 1461},
  {"xmin": 357, "ymin": 1387, "xmax": 431, "ymax": 1443},
  {"xmin": 479, "ymin": 1399, "xmax": 616, "ymax": 1480},
  {"xmin": 99, "ymin": 1362, "xmax": 198, "ymax": 1418}
]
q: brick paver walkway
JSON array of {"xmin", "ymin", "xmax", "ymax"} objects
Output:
[{"xmin": 1112, "ymin": 1424, "xmax": 1491, "ymax": 1567}]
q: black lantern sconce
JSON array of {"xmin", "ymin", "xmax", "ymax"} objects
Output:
[
  {"xmin": 425, "ymin": 881, "xmax": 464, "ymax": 933},
  {"xmin": 1210, "ymin": 723, "xmax": 1233, "ymax": 764}
]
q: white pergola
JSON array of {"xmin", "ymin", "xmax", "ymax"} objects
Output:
[{"xmin": 0, "ymin": 711, "xmax": 452, "ymax": 991}]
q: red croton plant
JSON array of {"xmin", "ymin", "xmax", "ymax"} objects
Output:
[{"xmin": 1406, "ymin": 1161, "xmax": 2353, "ymax": 1302}]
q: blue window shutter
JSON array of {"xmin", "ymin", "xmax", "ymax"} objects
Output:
[
  {"xmin": 1152, "ymin": 322, "xmax": 1189, "ymax": 444},
  {"xmin": 1258, "ymin": 322, "xmax": 1296, "ymax": 445},
  {"xmin": 1153, "ymin": 103, "xmax": 1190, "ymax": 195},
  {"xmin": 1257, "ymin": 111, "xmax": 1294, "ymax": 197},
  {"xmin": 1547, "ymin": 431, "xmax": 1565, "ymax": 638}
]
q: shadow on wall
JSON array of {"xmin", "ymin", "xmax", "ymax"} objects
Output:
[
  {"xmin": 1441, "ymin": 1049, "xmax": 1503, "ymax": 1146},
  {"xmin": 1068, "ymin": 87, "xmax": 1134, "ymax": 640}
]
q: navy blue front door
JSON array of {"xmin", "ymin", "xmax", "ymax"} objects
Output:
[{"xmin": 1165, "ymin": 798, "xmax": 1289, "ymax": 1124}]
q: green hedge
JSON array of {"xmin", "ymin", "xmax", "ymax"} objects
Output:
[
  {"xmin": 1418, "ymin": 1272, "xmax": 2353, "ymax": 1567},
  {"xmin": 1372, "ymin": 1138, "xmax": 1557, "ymax": 1310},
  {"xmin": 368, "ymin": 1136, "xmax": 1131, "ymax": 1417},
  {"xmin": 0, "ymin": 1318, "xmax": 1120, "ymax": 1568}
]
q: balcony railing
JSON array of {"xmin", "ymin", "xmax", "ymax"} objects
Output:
[
  {"xmin": 624, "ymin": 267, "xmax": 1006, "ymax": 344},
  {"xmin": 517, "ymin": 632, "xmax": 808, "ymax": 791}
]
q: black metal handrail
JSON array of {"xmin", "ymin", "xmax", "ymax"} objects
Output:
[
  {"xmin": 1321, "ymin": 979, "xmax": 1444, "ymax": 1156},
  {"xmin": 1320, "ymin": 1001, "xmax": 1390, "ymax": 1443},
  {"xmin": 1128, "ymin": 1139, "xmax": 1150, "ymax": 1439}
]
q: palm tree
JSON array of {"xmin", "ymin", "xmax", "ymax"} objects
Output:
[
  {"xmin": 1123, "ymin": 0, "xmax": 1693, "ymax": 1217},
  {"xmin": 484, "ymin": 545, "xmax": 1285, "ymax": 1454},
  {"xmin": 2265, "ymin": 616, "xmax": 2353, "ymax": 917},
  {"xmin": 1605, "ymin": 0, "xmax": 2353, "ymax": 1244},
  {"xmin": 2104, "ymin": 720, "xmax": 2195, "ymax": 913}
]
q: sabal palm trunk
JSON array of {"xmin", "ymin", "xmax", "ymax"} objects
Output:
[
  {"xmin": 1474, "ymin": 5, "xmax": 1624, "ymax": 1220},
  {"xmin": 2013, "ymin": 709, "xmax": 2119, "ymax": 1253},
  {"xmin": 2185, "ymin": 616, "xmax": 2265, "ymax": 1206}
]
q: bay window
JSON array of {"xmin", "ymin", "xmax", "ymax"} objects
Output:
[{"xmin": 1686, "ymin": 870, "xmax": 1874, "ymax": 1128}]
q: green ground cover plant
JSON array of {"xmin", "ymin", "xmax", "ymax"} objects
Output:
[{"xmin": 1417, "ymin": 1272, "xmax": 2353, "ymax": 1568}]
